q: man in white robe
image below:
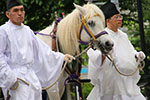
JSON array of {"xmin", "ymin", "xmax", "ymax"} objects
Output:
[
  {"xmin": 87, "ymin": 2, "xmax": 146, "ymax": 100},
  {"xmin": 0, "ymin": 0, "xmax": 74, "ymax": 100}
]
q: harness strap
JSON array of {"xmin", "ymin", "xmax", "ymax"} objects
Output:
[
  {"xmin": 34, "ymin": 32, "xmax": 56, "ymax": 38},
  {"xmin": 78, "ymin": 15, "xmax": 96, "ymax": 42},
  {"xmin": 82, "ymin": 16, "xmax": 96, "ymax": 41},
  {"xmin": 78, "ymin": 14, "xmax": 108, "ymax": 45}
]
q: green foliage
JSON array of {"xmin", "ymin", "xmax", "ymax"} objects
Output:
[
  {"xmin": 0, "ymin": 0, "xmax": 7, "ymax": 25},
  {"xmin": 80, "ymin": 44, "xmax": 89, "ymax": 66},
  {"xmin": 0, "ymin": 0, "xmax": 86, "ymax": 31},
  {"xmin": 81, "ymin": 83, "xmax": 93, "ymax": 99}
]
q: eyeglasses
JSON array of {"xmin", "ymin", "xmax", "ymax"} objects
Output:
[{"xmin": 110, "ymin": 15, "xmax": 123, "ymax": 20}]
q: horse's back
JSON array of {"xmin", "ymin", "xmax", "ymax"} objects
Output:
[{"xmin": 37, "ymin": 26, "xmax": 52, "ymax": 47}]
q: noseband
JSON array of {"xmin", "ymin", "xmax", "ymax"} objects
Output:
[{"xmin": 78, "ymin": 14, "xmax": 108, "ymax": 45}]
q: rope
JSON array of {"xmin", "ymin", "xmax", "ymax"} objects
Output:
[
  {"xmin": 10, "ymin": 78, "xmax": 29, "ymax": 90},
  {"xmin": 106, "ymin": 53, "xmax": 145, "ymax": 76},
  {"xmin": 75, "ymin": 44, "xmax": 92, "ymax": 58},
  {"xmin": 42, "ymin": 44, "xmax": 92, "ymax": 90},
  {"xmin": 42, "ymin": 61, "xmax": 68, "ymax": 90}
]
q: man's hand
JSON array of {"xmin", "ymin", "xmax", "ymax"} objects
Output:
[
  {"xmin": 136, "ymin": 51, "xmax": 146, "ymax": 61},
  {"xmin": 64, "ymin": 54, "xmax": 75, "ymax": 62}
]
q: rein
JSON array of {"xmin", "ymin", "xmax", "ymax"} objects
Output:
[
  {"xmin": 106, "ymin": 54, "xmax": 145, "ymax": 76},
  {"xmin": 100, "ymin": 43, "xmax": 145, "ymax": 76}
]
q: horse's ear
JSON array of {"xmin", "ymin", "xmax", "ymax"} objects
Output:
[
  {"xmin": 73, "ymin": 3, "xmax": 85, "ymax": 15},
  {"xmin": 87, "ymin": 2, "xmax": 91, "ymax": 4}
]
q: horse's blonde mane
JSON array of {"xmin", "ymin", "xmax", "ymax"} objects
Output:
[{"xmin": 57, "ymin": 3, "xmax": 105, "ymax": 55}]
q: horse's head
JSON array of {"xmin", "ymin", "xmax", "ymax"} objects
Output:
[
  {"xmin": 74, "ymin": 3, "xmax": 114, "ymax": 54},
  {"xmin": 56, "ymin": 3, "xmax": 114, "ymax": 75}
]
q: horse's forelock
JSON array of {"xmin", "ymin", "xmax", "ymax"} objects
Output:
[{"xmin": 83, "ymin": 3, "xmax": 105, "ymax": 23}]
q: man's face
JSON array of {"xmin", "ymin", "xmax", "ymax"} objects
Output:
[
  {"xmin": 108, "ymin": 14, "xmax": 122, "ymax": 29},
  {"xmin": 6, "ymin": 5, "xmax": 25, "ymax": 26}
]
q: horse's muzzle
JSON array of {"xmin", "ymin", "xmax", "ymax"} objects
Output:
[{"xmin": 93, "ymin": 40, "xmax": 114, "ymax": 54}]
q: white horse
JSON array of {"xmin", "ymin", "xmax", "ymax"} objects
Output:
[{"xmin": 36, "ymin": 3, "xmax": 114, "ymax": 100}]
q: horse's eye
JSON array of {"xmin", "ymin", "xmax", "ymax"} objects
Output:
[{"xmin": 87, "ymin": 20, "xmax": 95, "ymax": 27}]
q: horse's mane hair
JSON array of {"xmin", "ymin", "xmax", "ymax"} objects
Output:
[{"xmin": 57, "ymin": 3, "xmax": 105, "ymax": 55}]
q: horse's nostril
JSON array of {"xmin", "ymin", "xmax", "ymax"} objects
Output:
[
  {"xmin": 105, "ymin": 41, "xmax": 114, "ymax": 48},
  {"xmin": 111, "ymin": 43, "xmax": 114, "ymax": 47},
  {"xmin": 105, "ymin": 41, "xmax": 111, "ymax": 47}
]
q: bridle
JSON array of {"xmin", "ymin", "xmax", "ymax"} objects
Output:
[
  {"xmin": 63, "ymin": 14, "xmax": 109, "ymax": 86},
  {"xmin": 78, "ymin": 14, "xmax": 108, "ymax": 45}
]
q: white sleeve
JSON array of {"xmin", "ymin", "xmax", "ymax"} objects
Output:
[
  {"xmin": 32, "ymin": 32, "xmax": 65, "ymax": 87},
  {"xmin": 87, "ymin": 48, "xmax": 102, "ymax": 67},
  {"xmin": 123, "ymin": 33, "xmax": 146, "ymax": 61},
  {"xmin": 87, "ymin": 48, "xmax": 102, "ymax": 85},
  {"xmin": 0, "ymin": 29, "xmax": 17, "ymax": 89}
]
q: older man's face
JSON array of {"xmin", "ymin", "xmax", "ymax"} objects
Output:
[
  {"xmin": 6, "ymin": 5, "xmax": 25, "ymax": 26},
  {"xmin": 109, "ymin": 14, "xmax": 122, "ymax": 28}
]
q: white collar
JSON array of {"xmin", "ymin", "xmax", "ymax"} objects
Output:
[
  {"xmin": 105, "ymin": 27, "xmax": 121, "ymax": 36},
  {"xmin": 7, "ymin": 20, "xmax": 24, "ymax": 29}
]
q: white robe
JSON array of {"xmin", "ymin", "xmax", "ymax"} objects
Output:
[
  {"xmin": 87, "ymin": 28, "xmax": 146, "ymax": 100},
  {"xmin": 0, "ymin": 20, "xmax": 64, "ymax": 100}
]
